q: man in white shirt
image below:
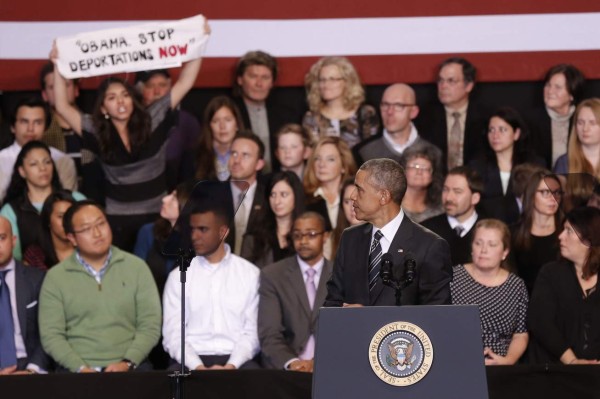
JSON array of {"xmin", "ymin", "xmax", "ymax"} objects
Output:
[
  {"xmin": 162, "ymin": 200, "xmax": 260, "ymax": 370},
  {"xmin": 0, "ymin": 98, "xmax": 77, "ymax": 202}
]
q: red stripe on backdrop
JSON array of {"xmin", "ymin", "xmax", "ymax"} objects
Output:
[
  {"xmin": 2, "ymin": 0, "xmax": 600, "ymax": 21},
  {"xmin": 2, "ymin": 50, "xmax": 598, "ymax": 91}
]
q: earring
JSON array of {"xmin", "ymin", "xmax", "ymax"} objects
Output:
[{"xmin": 104, "ymin": 113, "xmax": 110, "ymax": 120}]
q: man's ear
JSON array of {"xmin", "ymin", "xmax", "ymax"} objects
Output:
[{"xmin": 66, "ymin": 233, "xmax": 77, "ymax": 247}]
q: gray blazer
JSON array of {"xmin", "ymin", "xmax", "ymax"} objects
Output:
[{"xmin": 258, "ymin": 256, "xmax": 333, "ymax": 369}]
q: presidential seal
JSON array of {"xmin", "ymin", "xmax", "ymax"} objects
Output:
[{"xmin": 368, "ymin": 321, "xmax": 433, "ymax": 386}]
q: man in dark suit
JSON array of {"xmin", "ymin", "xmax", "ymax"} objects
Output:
[
  {"xmin": 258, "ymin": 211, "xmax": 332, "ymax": 372},
  {"xmin": 233, "ymin": 51, "xmax": 301, "ymax": 173},
  {"xmin": 415, "ymin": 57, "xmax": 488, "ymax": 170},
  {"xmin": 325, "ymin": 158, "xmax": 452, "ymax": 307},
  {"xmin": 227, "ymin": 131, "xmax": 267, "ymax": 258},
  {"xmin": 422, "ymin": 166, "xmax": 483, "ymax": 266},
  {"xmin": 0, "ymin": 216, "xmax": 48, "ymax": 374}
]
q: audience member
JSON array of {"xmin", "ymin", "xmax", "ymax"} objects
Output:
[
  {"xmin": 0, "ymin": 216, "xmax": 48, "ymax": 374},
  {"xmin": 40, "ymin": 62, "xmax": 104, "ymax": 203},
  {"xmin": 399, "ymin": 140, "xmax": 444, "ymax": 223},
  {"xmin": 233, "ymin": 51, "xmax": 298, "ymax": 172},
  {"xmin": 528, "ymin": 206, "xmax": 600, "ymax": 365},
  {"xmin": 22, "ymin": 190, "xmax": 77, "ymax": 270},
  {"xmin": 422, "ymin": 166, "xmax": 483, "ymax": 265},
  {"xmin": 528, "ymin": 64, "xmax": 585, "ymax": 169},
  {"xmin": 416, "ymin": 57, "xmax": 488, "ymax": 169},
  {"xmin": 325, "ymin": 158, "xmax": 452, "ymax": 306},
  {"xmin": 356, "ymin": 83, "xmax": 429, "ymax": 164},
  {"xmin": 470, "ymin": 107, "xmax": 545, "ymax": 224},
  {"xmin": 450, "ymin": 219, "xmax": 529, "ymax": 365},
  {"xmin": 136, "ymin": 69, "xmax": 201, "ymax": 189},
  {"xmin": 330, "ymin": 176, "xmax": 362, "ymax": 259},
  {"xmin": 194, "ymin": 96, "xmax": 245, "ymax": 181},
  {"xmin": 511, "ymin": 171, "xmax": 562, "ymax": 293},
  {"xmin": 274, "ymin": 124, "xmax": 311, "ymax": 179},
  {"xmin": 554, "ymin": 98, "xmax": 600, "ymax": 180},
  {"xmin": 258, "ymin": 211, "xmax": 332, "ymax": 372},
  {"xmin": 0, "ymin": 141, "xmax": 84, "ymax": 261},
  {"xmin": 0, "ymin": 98, "xmax": 77, "ymax": 203},
  {"xmin": 227, "ymin": 131, "xmax": 267, "ymax": 257},
  {"xmin": 39, "ymin": 200, "xmax": 161, "ymax": 372},
  {"xmin": 303, "ymin": 57, "xmax": 379, "ymax": 149},
  {"xmin": 50, "ymin": 33, "xmax": 205, "ymax": 251},
  {"xmin": 162, "ymin": 200, "xmax": 260, "ymax": 370},
  {"xmin": 243, "ymin": 171, "xmax": 305, "ymax": 268},
  {"xmin": 303, "ymin": 137, "xmax": 357, "ymax": 258}
]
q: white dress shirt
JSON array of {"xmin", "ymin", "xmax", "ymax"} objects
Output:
[
  {"xmin": 372, "ymin": 209, "xmax": 405, "ymax": 254},
  {"xmin": 447, "ymin": 211, "xmax": 478, "ymax": 237},
  {"xmin": 162, "ymin": 245, "xmax": 260, "ymax": 370}
]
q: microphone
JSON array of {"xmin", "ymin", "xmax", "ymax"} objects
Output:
[
  {"xmin": 404, "ymin": 257, "xmax": 416, "ymax": 285},
  {"xmin": 381, "ymin": 253, "xmax": 393, "ymax": 285}
]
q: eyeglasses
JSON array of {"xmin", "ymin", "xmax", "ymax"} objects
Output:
[
  {"xmin": 292, "ymin": 231, "xmax": 324, "ymax": 241},
  {"xmin": 73, "ymin": 219, "xmax": 109, "ymax": 235},
  {"xmin": 436, "ymin": 77, "xmax": 464, "ymax": 86},
  {"xmin": 318, "ymin": 77, "xmax": 344, "ymax": 84},
  {"xmin": 380, "ymin": 102, "xmax": 415, "ymax": 112},
  {"xmin": 406, "ymin": 164, "xmax": 432, "ymax": 174},
  {"xmin": 537, "ymin": 189, "xmax": 564, "ymax": 198}
]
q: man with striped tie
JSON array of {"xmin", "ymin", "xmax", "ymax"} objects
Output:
[{"xmin": 325, "ymin": 158, "xmax": 452, "ymax": 307}]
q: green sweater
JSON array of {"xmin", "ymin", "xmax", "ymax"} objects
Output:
[{"xmin": 39, "ymin": 246, "xmax": 161, "ymax": 371}]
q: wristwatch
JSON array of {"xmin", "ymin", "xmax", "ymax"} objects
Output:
[{"xmin": 122, "ymin": 359, "xmax": 137, "ymax": 371}]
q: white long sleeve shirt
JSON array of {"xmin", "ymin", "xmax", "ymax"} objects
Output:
[{"xmin": 162, "ymin": 245, "xmax": 260, "ymax": 369}]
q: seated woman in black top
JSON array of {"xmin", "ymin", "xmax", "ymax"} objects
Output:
[
  {"xmin": 470, "ymin": 107, "xmax": 545, "ymax": 224},
  {"xmin": 244, "ymin": 171, "xmax": 305, "ymax": 268},
  {"xmin": 528, "ymin": 206, "xmax": 600, "ymax": 365},
  {"xmin": 511, "ymin": 171, "xmax": 563, "ymax": 293}
]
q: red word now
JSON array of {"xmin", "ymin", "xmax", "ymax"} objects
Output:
[{"xmin": 158, "ymin": 44, "xmax": 188, "ymax": 58}]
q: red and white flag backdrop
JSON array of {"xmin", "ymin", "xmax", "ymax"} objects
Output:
[{"xmin": 1, "ymin": 0, "xmax": 599, "ymax": 91}]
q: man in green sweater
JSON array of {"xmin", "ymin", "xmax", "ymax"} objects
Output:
[{"xmin": 39, "ymin": 200, "xmax": 161, "ymax": 372}]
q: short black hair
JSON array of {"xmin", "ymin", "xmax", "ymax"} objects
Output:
[
  {"xmin": 10, "ymin": 97, "xmax": 51, "ymax": 130},
  {"xmin": 447, "ymin": 166, "xmax": 484, "ymax": 195},
  {"xmin": 233, "ymin": 51, "xmax": 278, "ymax": 97},
  {"xmin": 233, "ymin": 130, "xmax": 265, "ymax": 160},
  {"xmin": 543, "ymin": 64, "xmax": 585, "ymax": 105},
  {"xmin": 135, "ymin": 69, "xmax": 171, "ymax": 84},
  {"xmin": 63, "ymin": 200, "xmax": 107, "ymax": 235},
  {"xmin": 40, "ymin": 62, "xmax": 54, "ymax": 90},
  {"xmin": 439, "ymin": 57, "xmax": 476, "ymax": 84}
]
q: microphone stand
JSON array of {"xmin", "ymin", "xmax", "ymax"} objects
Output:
[
  {"xmin": 382, "ymin": 265, "xmax": 415, "ymax": 306},
  {"xmin": 169, "ymin": 248, "xmax": 196, "ymax": 399}
]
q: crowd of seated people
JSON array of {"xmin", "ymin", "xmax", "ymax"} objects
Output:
[{"xmin": 1, "ymin": 29, "xmax": 600, "ymax": 376}]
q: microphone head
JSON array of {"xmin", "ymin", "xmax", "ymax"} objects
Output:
[{"xmin": 382, "ymin": 253, "xmax": 393, "ymax": 263}]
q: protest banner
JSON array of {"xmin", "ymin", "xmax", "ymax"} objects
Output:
[{"xmin": 55, "ymin": 14, "xmax": 209, "ymax": 79}]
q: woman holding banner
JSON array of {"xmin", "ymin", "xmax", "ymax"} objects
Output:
[{"xmin": 50, "ymin": 21, "xmax": 209, "ymax": 251}]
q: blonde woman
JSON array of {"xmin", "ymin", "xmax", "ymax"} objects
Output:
[{"xmin": 303, "ymin": 57, "xmax": 379, "ymax": 149}]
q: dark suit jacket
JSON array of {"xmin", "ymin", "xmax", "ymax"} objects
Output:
[
  {"xmin": 234, "ymin": 96, "xmax": 301, "ymax": 172},
  {"xmin": 226, "ymin": 180, "xmax": 268, "ymax": 258},
  {"xmin": 325, "ymin": 215, "xmax": 452, "ymax": 306},
  {"xmin": 258, "ymin": 256, "xmax": 333, "ymax": 369},
  {"xmin": 13, "ymin": 261, "xmax": 49, "ymax": 370},
  {"xmin": 421, "ymin": 213, "xmax": 479, "ymax": 266},
  {"xmin": 415, "ymin": 100, "xmax": 489, "ymax": 168}
]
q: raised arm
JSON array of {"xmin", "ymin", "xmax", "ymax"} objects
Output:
[
  {"xmin": 50, "ymin": 42, "xmax": 83, "ymax": 135},
  {"xmin": 169, "ymin": 21, "xmax": 210, "ymax": 109}
]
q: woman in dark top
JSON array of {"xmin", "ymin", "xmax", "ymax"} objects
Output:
[
  {"xmin": 470, "ymin": 107, "xmax": 545, "ymax": 224},
  {"xmin": 528, "ymin": 206, "xmax": 600, "ymax": 365},
  {"xmin": 51, "ymin": 28, "xmax": 206, "ymax": 251},
  {"xmin": 23, "ymin": 190, "xmax": 76, "ymax": 270},
  {"xmin": 511, "ymin": 171, "xmax": 563, "ymax": 293},
  {"xmin": 244, "ymin": 171, "xmax": 305, "ymax": 268}
]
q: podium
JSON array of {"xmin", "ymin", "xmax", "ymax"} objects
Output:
[{"xmin": 313, "ymin": 305, "xmax": 488, "ymax": 399}]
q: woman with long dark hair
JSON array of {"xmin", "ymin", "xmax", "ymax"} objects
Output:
[
  {"xmin": 244, "ymin": 171, "xmax": 305, "ymax": 268},
  {"xmin": 51, "ymin": 25, "xmax": 208, "ymax": 251},
  {"xmin": 0, "ymin": 141, "xmax": 84, "ymax": 260},
  {"xmin": 511, "ymin": 171, "xmax": 563, "ymax": 293}
]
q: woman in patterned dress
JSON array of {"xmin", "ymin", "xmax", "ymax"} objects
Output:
[
  {"xmin": 302, "ymin": 56, "xmax": 379, "ymax": 149},
  {"xmin": 450, "ymin": 218, "xmax": 529, "ymax": 365}
]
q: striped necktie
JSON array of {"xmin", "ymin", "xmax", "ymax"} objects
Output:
[{"xmin": 368, "ymin": 230, "xmax": 384, "ymax": 292}]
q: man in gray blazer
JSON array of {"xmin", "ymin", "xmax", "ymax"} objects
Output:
[
  {"xmin": 258, "ymin": 211, "xmax": 332, "ymax": 372},
  {"xmin": 0, "ymin": 216, "xmax": 48, "ymax": 374}
]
